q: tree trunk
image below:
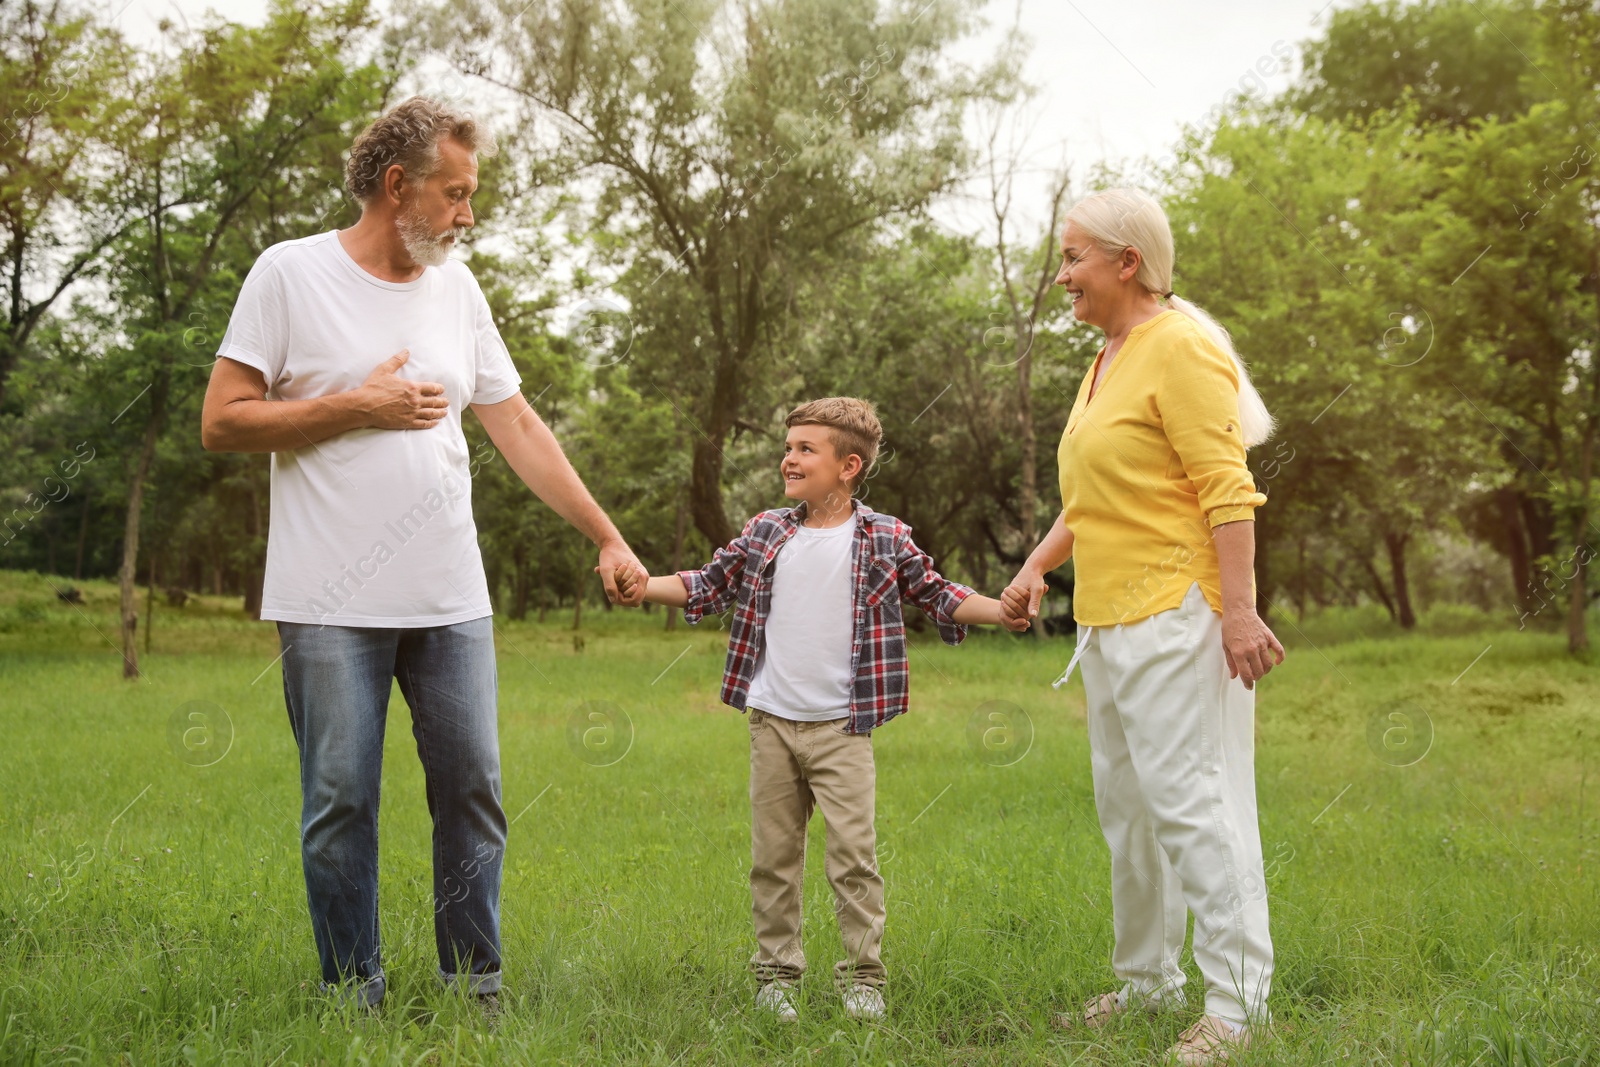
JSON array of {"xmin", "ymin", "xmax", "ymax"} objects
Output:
[
  {"xmin": 1567, "ymin": 535, "xmax": 1590, "ymax": 653},
  {"xmin": 1497, "ymin": 487, "xmax": 1534, "ymax": 614},
  {"xmin": 684, "ymin": 328, "xmax": 745, "ymax": 548},
  {"xmin": 689, "ymin": 435, "xmax": 735, "ymax": 548},
  {"xmin": 120, "ymin": 375, "xmax": 168, "ymax": 679},
  {"xmin": 119, "ymin": 457, "xmax": 153, "ymax": 677},
  {"xmin": 571, "ymin": 568, "xmax": 584, "ymax": 630},
  {"xmin": 1520, "ymin": 490, "xmax": 1557, "ymax": 560},
  {"xmin": 1361, "ymin": 552, "xmax": 1397, "ymax": 621},
  {"xmin": 1385, "ymin": 530, "xmax": 1416, "ymax": 629}
]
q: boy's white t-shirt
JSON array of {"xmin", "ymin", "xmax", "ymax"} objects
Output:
[
  {"xmin": 215, "ymin": 230, "xmax": 522, "ymax": 627},
  {"xmin": 746, "ymin": 516, "xmax": 857, "ymax": 722}
]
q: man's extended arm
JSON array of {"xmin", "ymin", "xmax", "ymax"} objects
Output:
[{"xmin": 471, "ymin": 391, "xmax": 647, "ymax": 605}]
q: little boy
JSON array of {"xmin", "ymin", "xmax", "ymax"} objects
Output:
[{"xmin": 617, "ymin": 397, "xmax": 1025, "ymax": 1021}]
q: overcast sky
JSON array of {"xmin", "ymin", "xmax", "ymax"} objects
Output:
[{"xmin": 106, "ymin": 0, "xmax": 1350, "ymax": 238}]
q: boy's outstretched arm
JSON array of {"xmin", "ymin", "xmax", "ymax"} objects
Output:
[
  {"xmin": 615, "ymin": 565, "xmax": 691, "ymax": 608},
  {"xmin": 895, "ymin": 530, "xmax": 1029, "ymax": 640},
  {"xmin": 953, "ymin": 593, "xmax": 1029, "ymax": 632}
]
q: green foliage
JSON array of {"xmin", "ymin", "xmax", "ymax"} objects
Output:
[
  {"xmin": 1291, "ymin": 0, "xmax": 1544, "ymax": 126},
  {"xmin": 2, "ymin": 0, "xmax": 1598, "ymax": 644}
]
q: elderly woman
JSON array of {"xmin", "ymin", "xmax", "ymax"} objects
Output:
[{"xmin": 1002, "ymin": 188, "xmax": 1283, "ymax": 1065}]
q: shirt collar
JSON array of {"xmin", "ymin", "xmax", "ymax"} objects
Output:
[{"xmin": 788, "ymin": 495, "xmax": 872, "ymax": 528}]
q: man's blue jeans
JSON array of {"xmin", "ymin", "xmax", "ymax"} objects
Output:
[{"xmin": 278, "ymin": 616, "xmax": 506, "ymax": 1004}]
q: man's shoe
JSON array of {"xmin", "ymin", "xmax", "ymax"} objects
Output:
[
  {"xmin": 320, "ymin": 973, "xmax": 385, "ymax": 1012},
  {"xmin": 755, "ymin": 980, "xmax": 799, "ymax": 1022},
  {"xmin": 1169, "ymin": 1015, "xmax": 1253, "ymax": 1065},
  {"xmin": 841, "ymin": 984, "xmax": 886, "ymax": 1021}
]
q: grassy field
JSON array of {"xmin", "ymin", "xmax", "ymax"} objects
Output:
[{"xmin": 1, "ymin": 569, "xmax": 1597, "ymax": 1065}]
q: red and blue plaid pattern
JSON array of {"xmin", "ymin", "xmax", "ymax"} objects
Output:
[{"xmin": 678, "ymin": 498, "xmax": 973, "ymax": 734}]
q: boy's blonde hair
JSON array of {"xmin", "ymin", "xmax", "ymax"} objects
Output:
[{"xmin": 785, "ymin": 397, "xmax": 882, "ymax": 492}]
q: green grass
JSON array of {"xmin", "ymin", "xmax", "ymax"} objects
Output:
[{"xmin": 2, "ymin": 569, "xmax": 1598, "ymax": 1065}]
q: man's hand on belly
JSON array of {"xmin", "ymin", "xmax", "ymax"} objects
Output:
[
  {"xmin": 358, "ymin": 349, "xmax": 449, "ymax": 430},
  {"xmin": 203, "ymin": 351, "xmax": 447, "ymax": 453}
]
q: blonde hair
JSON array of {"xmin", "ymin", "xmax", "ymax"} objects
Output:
[
  {"xmin": 786, "ymin": 397, "xmax": 883, "ymax": 492},
  {"xmin": 1066, "ymin": 188, "xmax": 1275, "ymax": 447},
  {"xmin": 345, "ymin": 96, "xmax": 499, "ymax": 204}
]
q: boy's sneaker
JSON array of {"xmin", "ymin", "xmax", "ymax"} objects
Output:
[
  {"xmin": 756, "ymin": 980, "xmax": 799, "ymax": 1022},
  {"xmin": 841, "ymin": 984, "xmax": 886, "ymax": 1020}
]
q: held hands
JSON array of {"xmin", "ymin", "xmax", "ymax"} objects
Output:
[
  {"xmin": 595, "ymin": 540, "xmax": 648, "ymax": 607},
  {"xmin": 361, "ymin": 349, "xmax": 449, "ymax": 430},
  {"xmin": 998, "ymin": 598, "xmax": 1031, "ymax": 632},
  {"xmin": 1001, "ymin": 565, "xmax": 1047, "ymax": 631},
  {"xmin": 613, "ymin": 564, "xmax": 640, "ymax": 603}
]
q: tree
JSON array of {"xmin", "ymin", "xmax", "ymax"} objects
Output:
[
  {"xmin": 1167, "ymin": 101, "xmax": 1500, "ymax": 628},
  {"xmin": 1291, "ymin": 0, "xmax": 1543, "ymax": 129},
  {"xmin": 980, "ymin": 107, "xmax": 1071, "ymax": 605},
  {"xmin": 1417, "ymin": 42, "xmax": 1600, "ymax": 650},
  {"xmin": 0, "ymin": 0, "xmax": 137, "ymax": 411},
  {"xmin": 420, "ymin": 0, "xmax": 1015, "ymax": 547},
  {"xmin": 94, "ymin": 0, "xmax": 388, "ymax": 676}
]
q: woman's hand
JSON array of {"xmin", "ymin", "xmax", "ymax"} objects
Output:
[
  {"xmin": 1001, "ymin": 565, "xmax": 1049, "ymax": 627},
  {"xmin": 1000, "ymin": 608, "xmax": 1032, "ymax": 633},
  {"xmin": 1002, "ymin": 514, "xmax": 1074, "ymax": 629},
  {"xmin": 1220, "ymin": 608, "xmax": 1285, "ymax": 690}
]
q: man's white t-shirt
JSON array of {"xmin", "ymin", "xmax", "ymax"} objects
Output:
[
  {"xmin": 746, "ymin": 516, "xmax": 857, "ymax": 722},
  {"xmin": 215, "ymin": 230, "xmax": 522, "ymax": 627}
]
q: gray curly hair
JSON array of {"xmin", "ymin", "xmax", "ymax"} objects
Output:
[{"xmin": 344, "ymin": 96, "xmax": 498, "ymax": 204}]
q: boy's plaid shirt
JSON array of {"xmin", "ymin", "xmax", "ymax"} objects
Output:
[{"xmin": 677, "ymin": 498, "xmax": 974, "ymax": 734}]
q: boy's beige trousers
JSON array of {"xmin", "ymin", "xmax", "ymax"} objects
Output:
[{"xmin": 746, "ymin": 708, "xmax": 886, "ymax": 990}]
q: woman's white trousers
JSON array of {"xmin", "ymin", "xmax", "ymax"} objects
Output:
[{"xmin": 1063, "ymin": 581, "xmax": 1273, "ymax": 1025}]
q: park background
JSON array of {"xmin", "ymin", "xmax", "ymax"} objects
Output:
[{"xmin": 2, "ymin": 0, "xmax": 1598, "ymax": 1062}]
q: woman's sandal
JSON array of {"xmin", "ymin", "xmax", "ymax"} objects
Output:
[
  {"xmin": 1051, "ymin": 990, "xmax": 1128, "ymax": 1030},
  {"xmin": 1169, "ymin": 1015, "xmax": 1254, "ymax": 1065}
]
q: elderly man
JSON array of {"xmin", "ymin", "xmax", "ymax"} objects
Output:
[{"xmin": 201, "ymin": 97, "xmax": 647, "ymax": 1011}]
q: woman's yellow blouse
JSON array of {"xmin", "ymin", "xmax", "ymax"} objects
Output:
[{"xmin": 1057, "ymin": 310, "xmax": 1265, "ymax": 627}]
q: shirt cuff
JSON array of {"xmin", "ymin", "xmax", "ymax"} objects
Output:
[
  {"xmin": 1206, "ymin": 499, "xmax": 1264, "ymax": 527},
  {"xmin": 935, "ymin": 584, "xmax": 974, "ymax": 645},
  {"xmin": 676, "ymin": 569, "xmax": 710, "ymax": 623}
]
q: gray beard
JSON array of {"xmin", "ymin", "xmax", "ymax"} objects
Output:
[{"xmin": 396, "ymin": 207, "xmax": 459, "ymax": 267}]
